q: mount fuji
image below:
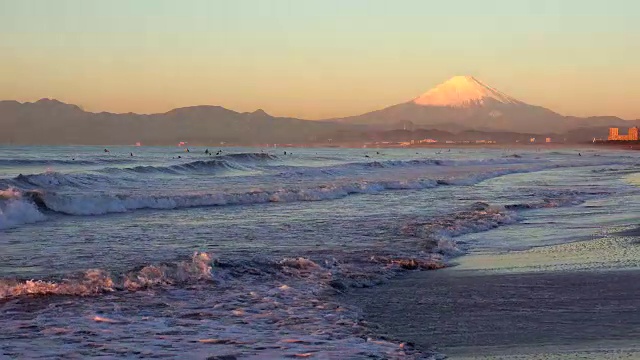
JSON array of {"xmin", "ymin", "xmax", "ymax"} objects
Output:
[
  {"xmin": 338, "ymin": 76, "xmax": 571, "ymax": 133},
  {"xmin": 1, "ymin": 76, "xmax": 638, "ymax": 144}
]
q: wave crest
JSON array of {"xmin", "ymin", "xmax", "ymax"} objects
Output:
[
  {"xmin": 0, "ymin": 187, "xmax": 46, "ymax": 230},
  {"xmin": 0, "ymin": 252, "xmax": 214, "ymax": 300}
]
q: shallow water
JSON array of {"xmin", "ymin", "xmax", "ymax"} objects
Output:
[{"xmin": 1, "ymin": 145, "xmax": 639, "ymax": 358}]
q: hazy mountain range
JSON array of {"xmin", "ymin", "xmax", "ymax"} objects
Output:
[{"xmin": 1, "ymin": 76, "xmax": 638, "ymax": 145}]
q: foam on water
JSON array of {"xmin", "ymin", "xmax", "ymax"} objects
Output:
[
  {"xmin": 2, "ymin": 147, "xmax": 640, "ymax": 359},
  {"xmin": 0, "ymin": 158, "xmax": 136, "ymax": 166},
  {"xmin": 0, "ymin": 250, "xmax": 446, "ymax": 358},
  {"xmin": 0, "ymin": 252, "xmax": 214, "ymax": 299},
  {"xmin": 455, "ymin": 226, "xmax": 640, "ymax": 273},
  {"xmin": 2, "ymin": 163, "xmax": 586, "ymax": 218},
  {"xmin": 0, "ymin": 188, "xmax": 598, "ymax": 301},
  {"xmin": 0, "ymin": 189, "xmax": 597, "ymax": 358},
  {"xmin": 0, "ymin": 187, "xmax": 46, "ymax": 229}
]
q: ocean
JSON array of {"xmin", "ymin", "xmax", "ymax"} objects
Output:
[{"xmin": 1, "ymin": 145, "xmax": 640, "ymax": 359}]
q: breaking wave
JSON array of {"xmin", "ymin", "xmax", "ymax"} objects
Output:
[
  {"xmin": 29, "ymin": 179, "xmax": 437, "ymax": 215},
  {"xmin": 100, "ymin": 158, "xmax": 256, "ymax": 176},
  {"xmin": 0, "ymin": 163, "xmax": 593, "ymax": 219},
  {"xmin": 0, "ymin": 158, "xmax": 137, "ymax": 167},
  {"xmin": 16, "ymin": 165, "xmax": 552, "ymax": 216},
  {"xmin": 0, "ymin": 188, "xmax": 597, "ymax": 299},
  {"xmin": 0, "ymin": 187, "xmax": 46, "ymax": 230},
  {"xmin": 10, "ymin": 172, "xmax": 113, "ymax": 188},
  {"xmin": 400, "ymin": 190, "xmax": 601, "ymax": 256},
  {"xmin": 0, "ymin": 252, "xmax": 214, "ymax": 300},
  {"xmin": 275, "ymin": 156, "xmax": 543, "ymax": 178},
  {"xmin": 1, "ymin": 154, "xmax": 630, "ymax": 226},
  {"xmin": 102, "ymin": 152, "xmax": 277, "ymax": 175}
]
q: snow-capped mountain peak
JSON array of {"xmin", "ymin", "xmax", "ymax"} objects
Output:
[{"xmin": 412, "ymin": 76, "xmax": 521, "ymax": 107}]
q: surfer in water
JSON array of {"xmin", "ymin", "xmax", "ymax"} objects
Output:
[{"xmin": 104, "ymin": 148, "xmax": 110, "ymax": 153}]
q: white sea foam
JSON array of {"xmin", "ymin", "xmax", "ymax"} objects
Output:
[
  {"xmin": 0, "ymin": 252, "xmax": 214, "ymax": 299},
  {"xmin": 3, "ymin": 154, "xmax": 633, "ymax": 222},
  {"xmin": 0, "ymin": 188, "xmax": 46, "ymax": 230},
  {"xmin": 456, "ymin": 228, "xmax": 640, "ymax": 273},
  {"xmin": 32, "ymin": 167, "xmax": 554, "ymax": 216}
]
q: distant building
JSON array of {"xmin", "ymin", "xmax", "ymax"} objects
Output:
[
  {"xmin": 530, "ymin": 137, "xmax": 536, "ymax": 143},
  {"xmin": 608, "ymin": 127, "xmax": 639, "ymax": 141},
  {"xmin": 545, "ymin": 137, "xmax": 551, "ymax": 143}
]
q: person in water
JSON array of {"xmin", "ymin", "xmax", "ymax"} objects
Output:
[
  {"xmin": 104, "ymin": 148, "xmax": 109, "ymax": 153},
  {"xmin": 130, "ymin": 152, "xmax": 134, "ymax": 157},
  {"xmin": 205, "ymin": 149, "xmax": 210, "ymax": 155}
]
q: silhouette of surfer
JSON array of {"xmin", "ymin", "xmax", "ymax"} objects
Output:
[
  {"xmin": 205, "ymin": 149, "xmax": 210, "ymax": 155},
  {"xmin": 130, "ymin": 152, "xmax": 134, "ymax": 157},
  {"xmin": 103, "ymin": 148, "xmax": 110, "ymax": 153}
]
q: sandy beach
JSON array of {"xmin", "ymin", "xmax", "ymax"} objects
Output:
[{"xmin": 345, "ymin": 268, "xmax": 640, "ymax": 358}]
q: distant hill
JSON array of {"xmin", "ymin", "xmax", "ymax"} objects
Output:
[
  {"xmin": 1, "ymin": 77, "xmax": 639, "ymax": 145},
  {"xmin": 0, "ymin": 99, "xmax": 344, "ymax": 145}
]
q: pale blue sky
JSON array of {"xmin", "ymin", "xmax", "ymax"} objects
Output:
[{"xmin": 1, "ymin": 0, "xmax": 639, "ymax": 118}]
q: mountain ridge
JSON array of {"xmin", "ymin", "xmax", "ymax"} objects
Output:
[
  {"xmin": 1, "ymin": 77, "xmax": 639, "ymax": 145},
  {"xmin": 336, "ymin": 75, "xmax": 574, "ymax": 133}
]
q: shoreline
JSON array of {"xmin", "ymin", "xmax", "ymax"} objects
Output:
[{"xmin": 342, "ymin": 265, "xmax": 640, "ymax": 358}]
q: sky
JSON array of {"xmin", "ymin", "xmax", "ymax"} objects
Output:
[{"xmin": 1, "ymin": 0, "xmax": 639, "ymax": 119}]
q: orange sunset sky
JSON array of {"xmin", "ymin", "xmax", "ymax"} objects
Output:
[{"xmin": 1, "ymin": 0, "xmax": 639, "ymax": 119}]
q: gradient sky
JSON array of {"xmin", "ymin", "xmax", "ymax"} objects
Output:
[{"xmin": 1, "ymin": 0, "xmax": 639, "ymax": 119}]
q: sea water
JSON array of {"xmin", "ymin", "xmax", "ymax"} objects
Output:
[{"xmin": 1, "ymin": 145, "xmax": 639, "ymax": 359}]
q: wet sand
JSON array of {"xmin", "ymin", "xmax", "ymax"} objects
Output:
[{"xmin": 345, "ymin": 268, "xmax": 640, "ymax": 359}]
